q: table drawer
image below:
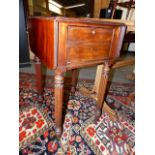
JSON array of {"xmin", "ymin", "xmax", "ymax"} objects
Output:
[
  {"xmin": 67, "ymin": 43, "xmax": 111, "ymax": 63},
  {"xmin": 66, "ymin": 25, "xmax": 114, "ymax": 64},
  {"xmin": 67, "ymin": 26, "xmax": 113, "ymax": 43}
]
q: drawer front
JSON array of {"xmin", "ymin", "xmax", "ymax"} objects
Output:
[
  {"xmin": 67, "ymin": 26, "xmax": 113, "ymax": 43},
  {"xmin": 67, "ymin": 44, "xmax": 111, "ymax": 63},
  {"xmin": 67, "ymin": 25, "xmax": 114, "ymax": 64}
]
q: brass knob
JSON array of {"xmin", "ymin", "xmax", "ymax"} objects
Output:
[{"xmin": 91, "ymin": 30, "xmax": 96, "ymax": 35}]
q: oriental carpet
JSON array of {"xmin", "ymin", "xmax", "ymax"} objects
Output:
[{"xmin": 19, "ymin": 73, "xmax": 134, "ymax": 155}]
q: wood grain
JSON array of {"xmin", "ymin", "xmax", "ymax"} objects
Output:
[{"xmin": 28, "ymin": 18, "xmax": 55, "ymax": 69}]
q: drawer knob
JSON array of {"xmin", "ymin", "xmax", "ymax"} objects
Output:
[{"xmin": 91, "ymin": 30, "xmax": 96, "ymax": 35}]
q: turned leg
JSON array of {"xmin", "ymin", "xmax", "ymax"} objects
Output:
[
  {"xmin": 71, "ymin": 69, "xmax": 79, "ymax": 93},
  {"xmin": 54, "ymin": 69, "xmax": 64, "ymax": 137},
  {"xmin": 34, "ymin": 56, "xmax": 43, "ymax": 95},
  {"xmin": 95, "ymin": 62, "xmax": 110, "ymax": 118}
]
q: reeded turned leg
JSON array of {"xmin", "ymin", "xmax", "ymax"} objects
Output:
[
  {"xmin": 78, "ymin": 63, "xmax": 110, "ymax": 120},
  {"xmin": 71, "ymin": 69, "xmax": 79, "ymax": 93},
  {"xmin": 95, "ymin": 62, "xmax": 110, "ymax": 119},
  {"xmin": 54, "ymin": 69, "xmax": 64, "ymax": 137},
  {"xmin": 34, "ymin": 56, "xmax": 43, "ymax": 95}
]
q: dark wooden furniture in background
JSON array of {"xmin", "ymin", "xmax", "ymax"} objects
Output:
[
  {"xmin": 110, "ymin": 0, "xmax": 135, "ymax": 19},
  {"xmin": 28, "ymin": 17, "xmax": 126, "ymax": 137},
  {"xmin": 110, "ymin": 0, "xmax": 135, "ymax": 54},
  {"xmin": 19, "ymin": 0, "xmax": 30, "ymax": 67}
]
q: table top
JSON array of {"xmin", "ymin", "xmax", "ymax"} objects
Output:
[{"xmin": 28, "ymin": 16, "xmax": 134, "ymax": 30}]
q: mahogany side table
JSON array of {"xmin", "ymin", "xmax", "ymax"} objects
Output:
[{"xmin": 28, "ymin": 17, "xmax": 126, "ymax": 136}]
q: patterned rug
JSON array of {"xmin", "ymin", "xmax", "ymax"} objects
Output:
[
  {"xmin": 19, "ymin": 104, "xmax": 54, "ymax": 149},
  {"xmin": 80, "ymin": 113, "xmax": 135, "ymax": 155},
  {"xmin": 19, "ymin": 73, "xmax": 135, "ymax": 155},
  {"xmin": 106, "ymin": 82, "xmax": 135, "ymax": 126}
]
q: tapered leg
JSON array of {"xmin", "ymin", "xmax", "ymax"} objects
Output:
[
  {"xmin": 54, "ymin": 69, "xmax": 64, "ymax": 137},
  {"xmin": 34, "ymin": 56, "xmax": 43, "ymax": 95},
  {"xmin": 95, "ymin": 62, "xmax": 110, "ymax": 118},
  {"xmin": 71, "ymin": 69, "xmax": 79, "ymax": 93}
]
